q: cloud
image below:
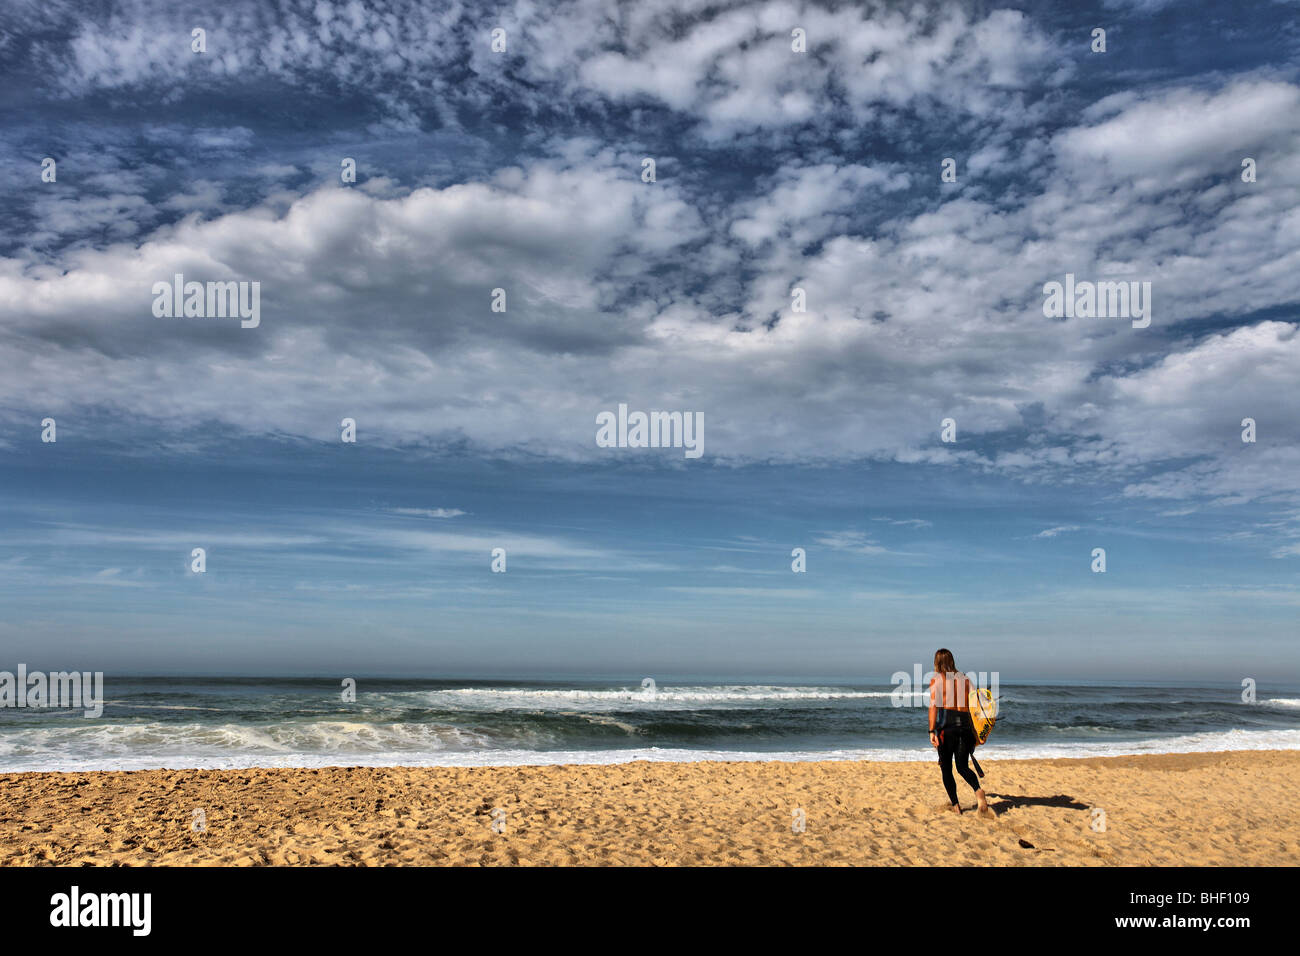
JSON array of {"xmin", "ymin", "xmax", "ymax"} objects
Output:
[
  {"xmin": 570, "ymin": 4, "xmax": 1063, "ymax": 138},
  {"xmin": 1055, "ymin": 80, "xmax": 1300, "ymax": 189},
  {"xmin": 4, "ymin": 79, "xmax": 1298, "ymax": 499},
  {"xmin": 2, "ymin": 4, "xmax": 1298, "ymax": 564},
  {"xmin": 24, "ymin": 1, "xmax": 1064, "ymax": 139},
  {"xmin": 388, "ymin": 508, "xmax": 468, "ymax": 519},
  {"xmin": 5, "ymin": 79, "xmax": 1296, "ymax": 455},
  {"xmin": 1034, "ymin": 525, "xmax": 1081, "ymax": 538},
  {"xmin": 812, "ymin": 531, "xmax": 889, "ymax": 555}
]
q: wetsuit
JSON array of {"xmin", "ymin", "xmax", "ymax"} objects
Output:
[{"xmin": 930, "ymin": 675, "xmax": 981, "ymax": 804}]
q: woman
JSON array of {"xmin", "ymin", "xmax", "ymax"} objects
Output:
[{"xmin": 928, "ymin": 648, "xmax": 990, "ymax": 815}]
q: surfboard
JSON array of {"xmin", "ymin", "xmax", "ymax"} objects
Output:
[{"xmin": 968, "ymin": 686, "xmax": 997, "ymax": 745}]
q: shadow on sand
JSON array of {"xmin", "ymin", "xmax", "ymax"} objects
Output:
[{"xmin": 984, "ymin": 793, "xmax": 1089, "ymax": 817}]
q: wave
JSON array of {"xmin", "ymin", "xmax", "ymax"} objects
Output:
[
  {"xmin": 1, "ymin": 724, "xmax": 1296, "ymax": 773},
  {"xmin": 401, "ymin": 685, "xmax": 898, "ymax": 709},
  {"xmin": 103, "ymin": 702, "xmax": 226, "ymax": 712},
  {"xmin": 0, "ymin": 719, "xmax": 510, "ymax": 763},
  {"xmin": 556, "ymin": 711, "xmax": 642, "ymax": 735}
]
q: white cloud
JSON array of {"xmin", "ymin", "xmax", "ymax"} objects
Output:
[
  {"xmin": 1056, "ymin": 80, "xmax": 1300, "ymax": 188},
  {"xmin": 1034, "ymin": 525, "xmax": 1081, "ymax": 538},
  {"xmin": 812, "ymin": 531, "xmax": 889, "ymax": 555},
  {"xmin": 4, "ymin": 5, "xmax": 1298, "ymax": 551},
  {"xmin": 35, "ymin": 1, "xmax": 1065, "ymax": 139}
]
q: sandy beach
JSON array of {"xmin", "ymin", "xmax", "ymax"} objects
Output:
[{"xmin": 1, "ymin": 750, "xmax": 1295, "ymax": 866}]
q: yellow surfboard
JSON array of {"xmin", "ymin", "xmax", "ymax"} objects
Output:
[{"xmin": 968, "ymin": 687, "xmax": 997, "ymax": 746}]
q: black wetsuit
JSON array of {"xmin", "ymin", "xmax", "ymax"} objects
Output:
[{"xmin": 934, "ymin": 708, "xmax": 981, "ymax": 804}]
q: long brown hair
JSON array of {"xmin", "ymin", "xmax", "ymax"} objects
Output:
[{"xmin": 932, "ymin": 648, "xmax": 964, "ymax": 708}]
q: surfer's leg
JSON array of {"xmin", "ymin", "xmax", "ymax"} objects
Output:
[
  {"xmin": 961, "ymin": 728, "xmax": 987, "ymax": 811},
  {"xmin": 937, "ymin": 736, "xmax": 959, "ymax": 807},
  {"xmin": 954, "ymin": 735, "xmax": 982, "ymax": 794},
  {"xmin": 955, "ymin": 723, "xmax": 991, "ymax": 814}
]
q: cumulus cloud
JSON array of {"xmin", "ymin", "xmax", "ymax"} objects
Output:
[
  {"xmin": 569, "ymin": 3, "xmax": 1064, "ymax": 137},
  {"xmin": 4, "ymin": 79, "xmax": 1298, "ymax": 483},
  {"xmin": 29, "ymin": 0, "xmax": 1061, "ymax": 135},
  {"xmin": 1054, "ymin": 80, "xmax": 1300, "ymax": 191},
  {"xmin": 2, "ymin": 2, "xmax": 1297, "ymax": 555}
]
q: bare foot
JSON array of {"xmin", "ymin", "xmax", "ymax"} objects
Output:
[
  {"xmin": 975, "ymin": 789, "xmax": 991, "ymax": 816},
  {"xmin": 947, "ymin": 803, "xmax": 963, "ymax": 815}
]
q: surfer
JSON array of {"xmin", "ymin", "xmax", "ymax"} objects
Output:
[{"xmin": 928, "ymin": 648, "xmax": 990, "ymax": 816}]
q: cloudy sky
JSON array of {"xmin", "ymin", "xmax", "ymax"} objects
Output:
[{"xmin": 1, "ymin": 0, "xmax": 1297, "ymax": 681}]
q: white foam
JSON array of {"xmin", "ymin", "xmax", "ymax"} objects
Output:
[
  {"xmin": 0, "ymin": 719, "xmax": 509, "ymax": 771},
  {"xmin": 395, "ymin": 685, "xmax": 896, "ymax": 711},
  {"xmin": 1, "ymin": 726, "xmax": 1296, "ymax": 773}
]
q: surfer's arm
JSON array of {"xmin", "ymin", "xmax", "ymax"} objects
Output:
[{"xmin": 927, "ymin": 679, "xmax": 939, "ymax": 742}]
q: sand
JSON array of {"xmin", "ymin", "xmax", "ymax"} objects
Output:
[{"xmin": 1, "ymin": 750, "xmax": 1296, "ymax": 866}]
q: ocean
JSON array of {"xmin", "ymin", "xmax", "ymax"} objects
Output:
[{"xmin": 1, "ymin": 677, "xmax": 1298, "ymax": 772}]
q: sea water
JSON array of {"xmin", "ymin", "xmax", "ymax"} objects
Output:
[{"xmin": 0, "ymin": 677, "xmax": 1297, "ymax": 772}]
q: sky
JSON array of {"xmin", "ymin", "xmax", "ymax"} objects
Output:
[{"xmin": 0, "ymin": 0, "xmax": 1297, "ymax": 682}]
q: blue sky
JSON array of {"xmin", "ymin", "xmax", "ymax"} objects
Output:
[{"xmin": 0, "ymin": 0, "xmax": 1297, "ymax": 681}]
